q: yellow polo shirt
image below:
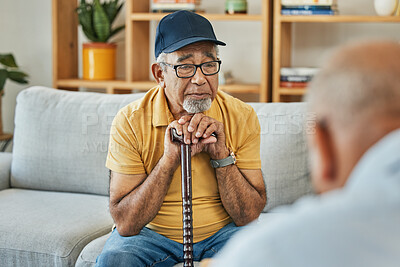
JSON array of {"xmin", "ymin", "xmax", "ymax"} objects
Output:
[{"xmin": 106, "ymin": 86, "xmax": 261, "ymax": 243}]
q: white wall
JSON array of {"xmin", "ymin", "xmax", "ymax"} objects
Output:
[
  {"xmin": 0, "ymin": 0, "xmax": 52, "ymax": 152},
  {"xmin": 1, "ymin": 0, "xmax": 399, "ymax": 152}
]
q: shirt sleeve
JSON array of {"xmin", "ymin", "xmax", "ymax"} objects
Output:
[
  {"xmin": 105, "ymin": 110, "xmax": 146, "ymax": 174},
  {"xmin": 235, "ymin": 108, "xmax": 261, "ymax": 170}
]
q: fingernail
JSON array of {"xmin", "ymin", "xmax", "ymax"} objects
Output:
[
  {"xmin": 193, "ymin": 138, "xmax": 198, "ymax": 144},
  {"xmin": 188, "ymin": 126, "xmax": 194, "ymax": 132},
  {"xmin": 195, "ymin": 132, "xmax": 201, "ymax": 138},
  {"xmin": 178, "ymin": 118, "xmax": 185, "ymax": 123},
  {"xmin": 186, "ymin": 139, "xmax": 191, "ymax": 144}
]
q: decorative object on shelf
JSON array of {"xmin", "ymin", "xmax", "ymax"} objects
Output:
[
  {"xmin": 374, "ymin": 0, "xmax": 398, "ymax": 16},
  {"xmin": 396, "ymin": 0, "xmax": 400, "ymax": 15},
  {"xmin": 151, "ymin": 0, "xmax": 201, "ymax": 13},
  {"xmin": 225, "ymin": 0, "xmax": 248, "ymax": 14},
  {"xmin": 76, "ymin": 0, "xmax": 124, "ymax": 80},
  {"xmin": 0, "ymin": 53, "xmax": 29, "ymax": 135}
]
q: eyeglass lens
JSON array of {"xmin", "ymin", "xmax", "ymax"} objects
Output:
[{"xmin": 176, "ymin": 61, "xmax": 220, "ymax": 77}]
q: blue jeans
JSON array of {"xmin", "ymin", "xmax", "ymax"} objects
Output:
[{"xmin": 95, "ymin": 222, "xmax": 240, "ymax": 267}]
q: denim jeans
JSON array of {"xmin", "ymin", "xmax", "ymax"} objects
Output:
[{"xmin": 95, "ymin": 222, "xmax": 240, "ymax": 267}]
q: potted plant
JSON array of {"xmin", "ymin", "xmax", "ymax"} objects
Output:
[
  {"xmin": 0, "ymin": 53, "xmax": 29, "ymax": 135},
  {"xmin": 76, "ymin": 0, "xmax": 124, "ymax": 80}
]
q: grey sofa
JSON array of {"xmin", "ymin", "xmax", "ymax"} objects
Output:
[{"xmin": 0, "ymin": 86, "xmax": 312, "ymax": 266}]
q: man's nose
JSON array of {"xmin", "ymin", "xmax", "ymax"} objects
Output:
[{"xmin": 190, "ymin": 67, "xmax": 207, "ymax": 85}]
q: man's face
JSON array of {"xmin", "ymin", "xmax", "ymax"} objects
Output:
[{"xmin": 162, "ymin": 42, "xmax": 219, "ymax": 115}]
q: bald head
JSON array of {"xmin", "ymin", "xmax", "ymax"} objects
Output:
[
  {"xmin": 305, "ymin": 41, "xmax": 400, "ymax": 194},
  {"xmin": 306, "ymin": 41, "xmax": 400, "ymax": 126}
]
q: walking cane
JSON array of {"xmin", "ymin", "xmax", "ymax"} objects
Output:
[{"xmin": 171, "ymin": 128, "xmax": 194, "ymax": 267}]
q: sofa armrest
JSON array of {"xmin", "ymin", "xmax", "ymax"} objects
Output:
[{"xmin": 0, "ymin": 152, "xmax": 12, "ymax": 190}]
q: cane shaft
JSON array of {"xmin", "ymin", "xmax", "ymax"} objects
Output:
[{"xmin": 181, "ymin": 143, "xmax": 193, "ymax": 267}]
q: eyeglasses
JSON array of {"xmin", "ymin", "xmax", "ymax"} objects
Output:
[{"xmin": 161, "ymin": 60, "xmax": 222, "ymax": 78}]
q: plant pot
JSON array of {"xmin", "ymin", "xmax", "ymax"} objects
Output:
[{"xmin": 82, "ymin": 43, "xmax": 116, "ymax": 80}]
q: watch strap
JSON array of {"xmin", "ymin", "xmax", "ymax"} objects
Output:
[{"xmin": 210, "ymin": 151, "xmax": 236, "ymax": 168}]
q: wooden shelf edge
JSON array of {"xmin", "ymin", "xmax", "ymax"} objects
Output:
[
  {"xmin": 56, "ymin": 79, "xmax": 156, "ymax": 91},
  {"xmin": 279, "ymin": 15, "xmax": 400, "ymax": 23},
  {"xmin": 131, "ymin": 13, "xmax": 263, "ymax": 21},
  {"xmin": 219, "ymin": 84, "xmax": 260, "ymax": 94},
  {"xmin": 278, "ymin": 88, "xmax": 307, "ymax": 95},
  {"xmin": 56, "ymin": 79, "xmax": 260, "ymax": 94},
  {"xmin": 0, "ymin": 133, "xmax": 13, "ymax": 140}
]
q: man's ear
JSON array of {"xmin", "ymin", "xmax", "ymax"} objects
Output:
[
  {"xmin": 151, "ymin": 63, "xmax": 165, "ymax": 88},
  {"xmin": 310, "ymin": 120, "xmax": 338, "ymax": 194}
]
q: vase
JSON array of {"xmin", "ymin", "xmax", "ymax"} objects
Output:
[
  {"xmin": 225, "ymin": 0, "xmax": 247, "ymax": 14},
  {"xmin": 82, "ymin": 43, "xmax": 117, "ymax": 80},
  {"xmin": 374, "ymin": 0, "xmax": 398, "ymax": 16}
]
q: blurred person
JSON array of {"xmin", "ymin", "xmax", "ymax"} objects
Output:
[{"xmin": 210, "ymin": 40, "xmax": 400, "ymax": 267}]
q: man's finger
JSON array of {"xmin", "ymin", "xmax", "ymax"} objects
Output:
[
  {"xmin": 178, "ymin": 115, "xmax": 193, "ymax": 125},
  {"xmin": 188, "ymin": 113, "xmax": 206, "ymax": 133},
  {"xmin": 201, "ymin": 136, "xmax": 217, "ymax": 144}
]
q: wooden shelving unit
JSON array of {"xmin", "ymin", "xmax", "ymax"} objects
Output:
[
  {"xmin": 272, "ymin": 0, "xmax": 400, "ymax": 102},
  {"xmin": 52, "ymin": 0, "xmax": 272, "ymax": 102}
]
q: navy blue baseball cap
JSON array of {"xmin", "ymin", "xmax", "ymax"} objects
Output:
[{"xmin": 155, "ymin": 10, "xmax": 226, "ymax": 59}]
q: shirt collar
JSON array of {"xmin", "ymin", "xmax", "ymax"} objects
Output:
[
  {"xmin": 346, "ymin": 128, "xmax": 400, "ymax": 189},
  {"xmin": 152, "ymin": 86, "xmax": 175, "ymax": 127}
]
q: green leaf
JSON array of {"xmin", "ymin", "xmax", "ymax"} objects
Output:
[
  {"xmin": 104, "ymin": 0, "xmax": 122, "ymax": 24},
  {"xmin": 93, "ymin": 0, "xmax": 111, "ymax": 42},
  {"xmin": 77, "ymin": 4, "xmax": 98, "ymax": 42},
  {"xmin": 109, "ymin": 25, "xmax": 125, "ymax": 40},
  {"xmin": 8, "ymin": 71, "xmax": 29, "ymax": 84},
  {"xmin": 0, "ymin": 69, "xmax": 7, "ymax": 90},
  {"xmin": 0, "ymin": 54, "xmax": 18, "ymax": 68}
]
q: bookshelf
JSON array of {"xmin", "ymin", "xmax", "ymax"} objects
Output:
[
  {"xmin": 272, "ymin": 0, "xmax": 400, "ymax": 102},
  {"xmin": 52, "ymin": 0, "xmax": 272, "ymax": 102}
]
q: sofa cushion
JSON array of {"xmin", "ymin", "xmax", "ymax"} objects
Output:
[
  {"xmin": 11, "ymin": 87, "xmax": 145, "ymax": 195},
  {"xmin": 0, "ymin": 188, "xmax": 113, "ymax": 267},
  {"xmin": 249, "ymin": 103, "xmax": 313, "ymax": 211}
]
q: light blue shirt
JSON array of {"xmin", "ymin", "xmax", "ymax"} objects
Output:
[{"xmin": 212, "ymin": 129, "xmax": 400, "ymax": 267}]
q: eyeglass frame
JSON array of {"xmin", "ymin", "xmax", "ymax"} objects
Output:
[{"xmin": 160, "ymin": 60, "xmax": 222, "ymax": 78}]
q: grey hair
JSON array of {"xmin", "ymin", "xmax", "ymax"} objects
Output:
[
  {"xmin": 156, "ymin": 44, "xmax": 220, "ymax": 68},
  {"xmin": 305, "ymin": 40, "xmax": 400, "ymax": 126}
]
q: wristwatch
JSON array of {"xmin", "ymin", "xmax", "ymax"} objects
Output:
[{"xmin": 210, "ymin": 151, "xmax": 236, "ymax": 168}]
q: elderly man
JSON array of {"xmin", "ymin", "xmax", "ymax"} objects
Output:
[
  {"xmin": 211, "ymin": 41, "xmax": 400, "ymax": 267},
  {"xmin": 96, "ymin": 10, "xmax": 266, "ymax": 266}
]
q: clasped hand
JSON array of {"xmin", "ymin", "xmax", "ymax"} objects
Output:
[{"xmin": 164, "ymin": 114, "xmax": 229, "ymax": 165}]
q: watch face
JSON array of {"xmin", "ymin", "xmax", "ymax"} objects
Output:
[{"xmin": 230, "ymin": 151, "xmax": 236, "ymax": 164}]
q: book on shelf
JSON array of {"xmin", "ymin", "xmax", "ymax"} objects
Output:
[
  {"xmin": 280, "ymin": 81, "xmax": 308, "ymax": 88},
  {"xmin": 152, "ymin": 0, "xmax": 201, "ymax": 12},
  {"xmin": 281, "ymin": 0, "xmax": 337, "ymax": 5},
  {"xmin": 281, "ymin": 9, "xmax": 336, "ymax": 15},
  {"xmin": 281, "ymin": 5, "xmax": 334, "ymax": 10},
  {"xmin": 280, "ymin": 75, "xmax": 313, "ymax": 82},
  {"xmin": 280, "ymin": 67, "xmax": 319, "ymax": 83}
]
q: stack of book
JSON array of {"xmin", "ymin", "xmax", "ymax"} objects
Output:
[
  {"xmin": 280, "ymin": 67, "xmax": 319, "ymax": 88},
  {"xmin": 281, "ymin": 0, "xmax": 338, "ymax": 15},
  {"xmin": 152, "ymin": 0, "xmax": 201, "ymax": 13}
]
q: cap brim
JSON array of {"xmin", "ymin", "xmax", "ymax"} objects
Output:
[{"xmin": 162, "ymin": 37, "xmax": 226, "ymax": 54}]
